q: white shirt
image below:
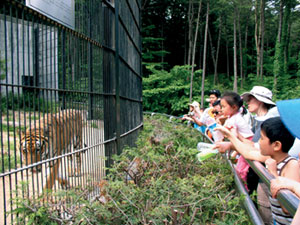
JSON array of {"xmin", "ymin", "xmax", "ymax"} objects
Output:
[
  {"xmin": 199, "ymin": 107, "xmax": 215, "ymax": 126},
  {"xmin": 224, "ymin": 112, "xmax": 254, "ymax": 138}
]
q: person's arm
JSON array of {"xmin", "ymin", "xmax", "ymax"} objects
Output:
[
  {"xmin": 283, "ymin": 159, "xmax": 300, "ymax": 182},
  {"xmin": 181, "ymin": 115, "xmax": 194, "ymax": 122},
  {"xmin": 214, "ymin": 126, "xmax": 270, "ymax": 162},
  {"xmin": 191, "ymin": 115, "xmax": 204, "ymax": 126},
  {"xmin": 292, "ymin": 205, "xmax": 300, "ymax": 225},
  {"xmin": 270, "ymin": 176, "xmax": 300, "ymax": 198}
]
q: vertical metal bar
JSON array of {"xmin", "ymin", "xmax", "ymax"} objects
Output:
[
  {"xmin": 114, "ymin": 0, "xmax": 121, "ymax": 155},
  {"xmin": 88, "ymin": 1, "xmax": 93, "ymax": 121},
  {"xmin": 61, "ymin": 29, "xmax": 66, "ymax": 110},
  {"xmin": 0, "ymin": 11, "xmax": 7, "ymax": 220}
]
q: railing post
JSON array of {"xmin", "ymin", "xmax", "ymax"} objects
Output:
[{"xmin": 114, "ymin": 0, "xmax": 121, "ymax": 155}]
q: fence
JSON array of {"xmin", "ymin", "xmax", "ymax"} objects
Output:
[
  {"xmin": 147, "ymin": 112, "xmax": 300, "ymax": 225},
  {"xmin": 0, "ymin": 0, "xmax": 142, "ymax": 224}
]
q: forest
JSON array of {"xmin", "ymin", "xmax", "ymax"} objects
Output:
[{"xmin": 141, "ymin": 0, "xmax": 300, "ymax": 115}]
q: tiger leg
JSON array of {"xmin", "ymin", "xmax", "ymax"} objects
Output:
[
  {"xmin": 68, "ymin": 135, "xmax": 83, "ymax": 177},
  {"xmin": 45, "ymin": 158, "xmax": 61, "ymax": 190},
  {"xmin": 45, "ymin": 152, "xmax": 69, "ymax": 189}
]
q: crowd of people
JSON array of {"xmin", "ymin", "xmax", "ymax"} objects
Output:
[{"xmin": 182, "ymin": 87, "xmax": 300, "ymax": 225}]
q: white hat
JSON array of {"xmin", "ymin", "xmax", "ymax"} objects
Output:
[
  {"xmin": 241, "ymin": 86, "xmax": 275, "ymax": 105},
  {"xmin": 189, "ymin": 101, "xmax": 200, "ymax": 108}
]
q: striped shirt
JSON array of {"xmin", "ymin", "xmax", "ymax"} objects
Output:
[{"xmin": 269, "ymin": 156, "xmax": 297, "ymax": 225}]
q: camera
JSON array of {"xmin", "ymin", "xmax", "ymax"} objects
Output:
[{"xmin": 188, "ymin": 111, "xmax": 195, "ymax": 117}]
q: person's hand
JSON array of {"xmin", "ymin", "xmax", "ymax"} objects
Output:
[
  {"xmin": 213, "ymin": 141, "xmax": 232, "ymax": 153},
  {"xmin": 270, "ymin": 176, "xmax": 294, "ymax": 198},
  {"xmin": 231, "ymin": 150, "xmax": 238, "ymax": 158},
  {"xmin": 214, "ymin": 126, "xmax": 232, "ymax": 138},
  {"xmin": 265, "ymin": 158, "xmax": 278, "ymax": 178},
  {"xmin": 182, "ymin": 115, "xmax": 194, "ymax": 122},
  {"xmin": 218, "ymin": 116, "xmax": 227, "ymax": 125}
]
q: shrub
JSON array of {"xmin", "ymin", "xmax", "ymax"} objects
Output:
[{"xmin": 11, "ymin": 115, "xmax": 251, "ymax": 224}]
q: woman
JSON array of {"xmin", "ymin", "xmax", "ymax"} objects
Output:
[{"xmin": 216, "ymin": 86, "xmax": 278, "ymax": 225}]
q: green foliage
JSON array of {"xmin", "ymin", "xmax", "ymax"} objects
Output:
[
  {"xmin": 0, "ymin": 146, "xmax": 20, "ymax": 173},
  {"xmin": 1, "ymin": 92, "xmax": 57, "ymax": 112},
  {"xmin": 298, "ymin": 52, "xmax": 300, "ymax": 77},
  {"xmin": 143, "ymin": 65, "xmax": 204, "ymax": 115},
  {"xmin": 142, "ymin": 25, "xmax": 170, "ymax": 76},
  {"xmin": 143, "ymin": 63, "xmax": 300, "ymax": 116},
  {"xmin": 11, "ymin": 115, "xmax": 251, "ymax": 224}
]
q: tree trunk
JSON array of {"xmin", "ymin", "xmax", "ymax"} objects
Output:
[
  {"xmin": 277, "ymin": 0, "xmax": 283, "ymax": 42},
  {"xmin": 237, "ymin": 6, "xmax": 243, "ymax": 88},
  {"xmin": 208, "ymin": 28, "xmax": 216, "ymax": 82},
  {"xmin": 226, "ymin": 29, "xmax": 230, "ymax": 78},
  {"xmin": 213, "ymin": 17, "xmax": 222, "ymax": 85},
  {"xmin": 200, "ymin": 0, "xmax": 209, "ymax": 108},
  {"xmin": 187, "ymin": 0, "xmax": 193, "ymax": 66},
  {"xmin": 189, "ymin": 0, "xmax": 202, "ymax": 102},
  {"xmin": 255, "ymin": 0, "xmax": 260, "ymax": 78},
  {"xmin": 283, "ymin": 1, "xmax": 292, "ymax": 74},
  {"xmin": 274, "ymin": 0, "xmax": 284, "ymax": 93},
  {"xmin": 244, "ymin": 18, "xmax": 249, "ymax": 77},
  {"xmin": 233, "ymin": 8, "xmax": 238, "ymax": 92},
  {"xmin": 259, "ymin": 0, "xmax": 265, "ymax": 79}
]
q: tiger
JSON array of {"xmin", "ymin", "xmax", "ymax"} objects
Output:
[{"xmin": 20, "ymin": 109, "xmax": 84, "ymax": 189}]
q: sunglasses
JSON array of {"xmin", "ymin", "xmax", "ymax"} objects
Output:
[{"xmin": 212, "ymin": 111, "xmax": 219, "ymax": 115}]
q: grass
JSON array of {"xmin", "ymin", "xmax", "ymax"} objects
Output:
[
  {"xmin": 1, "ymin": 142, "xmax": 20, "ymax": 173},
  {"xmin": 10, "ymin": 115, "xmax": 251, "ymax": 224}
]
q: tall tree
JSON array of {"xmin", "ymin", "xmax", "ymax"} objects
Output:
[
  {"xmin": 255, "ymin": 0, "xmax": 266, "ymax": 79},
  {"xmin": 189, "ymin": 0, "xmax": 203, "ymax": 102},
  {"xmin": 209, "ymin": 17, "xmax": 222, "ymax": 85},
  {"xmin": 201, "ymin": 0, "xmax": 210, "ymax": 107},
  {"xmin": 233, "ymin": 6, "xmax": 238, "ymax": 92},
  {"xmin": 237, "ymin": 4, "xmax": 244, "ymax": 87},
  {"xmin": 187, "ymin": 0, "xmax": 194, "ymax": 66}
]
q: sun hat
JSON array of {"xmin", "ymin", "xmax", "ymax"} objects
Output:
[
  {"xmin": 189, "ymin": 101, "xmax": 200, "ymax": 109},
  {"xmin": 241, "ymin": 86, "xmax": 275, "ymax": 105},
  {"xmin": 277, "ymin": 98, "xmax": 300, "ymax": 139}
]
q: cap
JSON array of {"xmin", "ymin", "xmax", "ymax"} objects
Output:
[{"xmin": 277, "ymin": 98, "xmax": 300, "ymax": 139}]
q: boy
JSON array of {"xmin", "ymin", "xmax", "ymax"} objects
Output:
[
  {"xmin": 215, "ymin": 117, "xmax": 300, "ymax": 224},
  {"xmin": 191, "ymin": 89, "xmax": 221, "ymax": 127}
]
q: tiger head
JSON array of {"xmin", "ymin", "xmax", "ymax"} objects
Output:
[{"xmin": 20, "ymin": 132, "xmax": 48, "ymax": 173}]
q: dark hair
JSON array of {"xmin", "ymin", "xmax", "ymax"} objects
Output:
[
  {"xmin": 212, "ymin": 100, "xmax": 221, "ymax": 107},
  {"xmin": 261, "ymin": 117, "xmax": 295, "ymax": 153},
  {"xmin": 209, "ymin": 89, "xmax": 221, "ymax": 98},
  {"xmin": 221, "ymin": 91, "xmax": 243, "ymax": 111},
  {"xmin": 264, "ymin": 103, "xmax": 275, "ymax": 110}
]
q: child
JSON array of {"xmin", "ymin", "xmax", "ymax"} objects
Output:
[
  {"xmin": 220, "ymin": 92, "xmax": 254, "ymax": 186},
  {"xmin": 215, "ymin": 117, "xmax": 300, "ymax": 224},
  {"xmin": 270, "ymin": 176, "xmax": 300, "ymax": 225},
  {"xmin": 221, "ymin": 92, "xmax": 253, "ymax": 140}
]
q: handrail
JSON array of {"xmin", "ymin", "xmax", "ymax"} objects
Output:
[
  {"xmin": 144, "ymin": 112, "xmax": 264, "ymax": 224},
  {"xmin": 248, "ymin": 160, "xmax": 300, "ymax": 216},
  {"xmin": 226, "ymin": 157, "xmax": 265, "ymax": 224},
  {"xmin": 146, "ymin": 112, "xmax": 300, "ymax": 216}
]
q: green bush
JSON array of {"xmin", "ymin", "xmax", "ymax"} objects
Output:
[
  {"xmin": 143, "ymin": 64, "xmax": 300, "ymax": 116},
  {"xmin": 11, "ymin": 115, "xmax": 251, "ymax": 224},
  {"xmin": 1, "ymin": 92, "xmax": 57, "ymax": 112}
]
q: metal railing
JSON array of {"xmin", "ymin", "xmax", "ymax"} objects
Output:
[
  {"xmin": 146, "ymin": 112, "xmax": 299, "ymax": 224},
  {"xmin": 0, "ymin": 0, "xmax": 142, "ymax": 224}
]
